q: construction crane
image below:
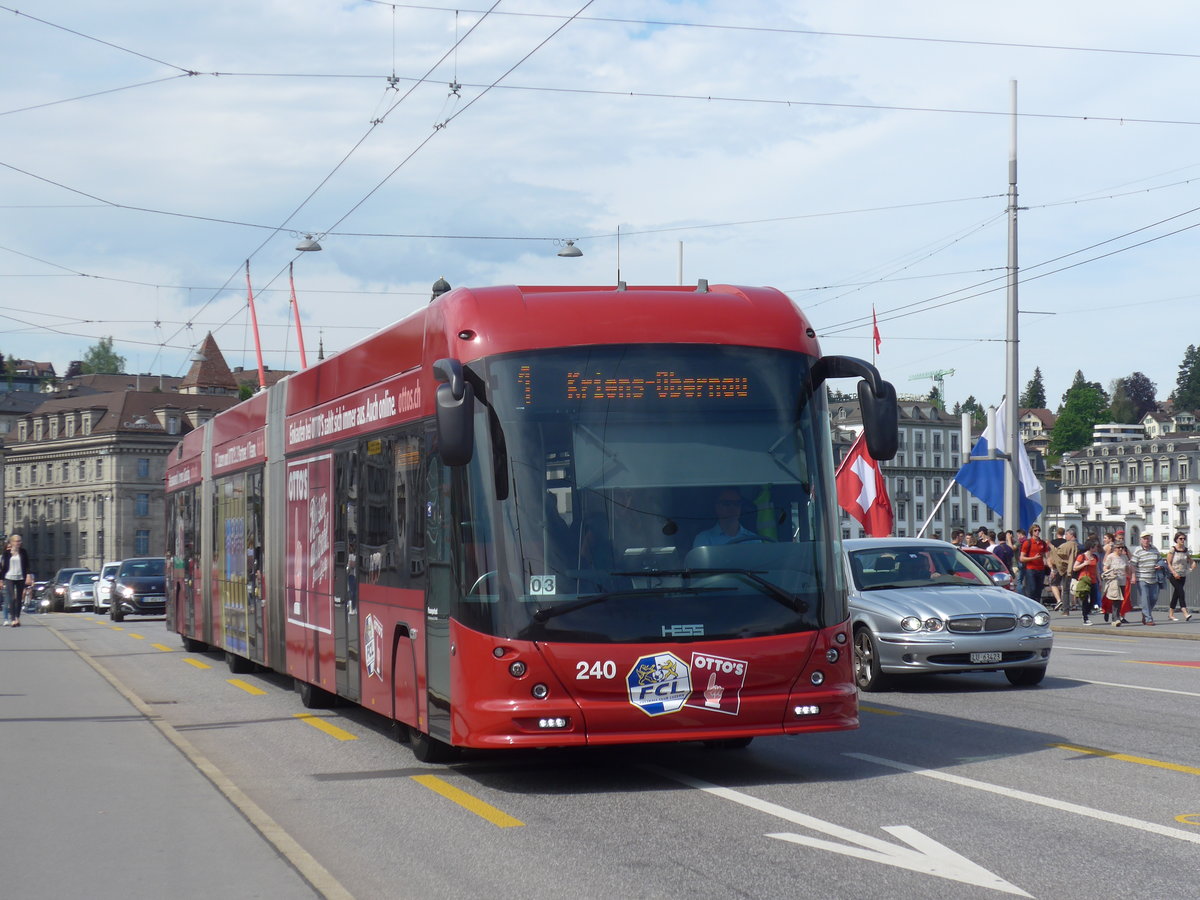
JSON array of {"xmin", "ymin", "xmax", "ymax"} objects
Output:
[{"xmin": 909, "ymin": 369, "xmax": 955, "ymax": 410}]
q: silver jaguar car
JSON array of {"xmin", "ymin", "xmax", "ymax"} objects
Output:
[{"xmin": 845, "ymin": 538, "xmax": 1052, "ymax": 691}]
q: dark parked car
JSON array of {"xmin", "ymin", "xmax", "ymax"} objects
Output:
[
  {"xmin": 49, "ymin": 567, "xmax": 90, "ymax": 612},
  {"xmin": 110, "ymin": 557, "xmax": 167, "ymax": 621}
]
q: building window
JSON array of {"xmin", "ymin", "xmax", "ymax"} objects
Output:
[
  {"xmin": 49, "ymin": 418, "xmax": 58, "ymax": 439},
  {"xmin": 95, "ymin": 458, "xmax": 103, "ymax": 477},
  {"xmin": 18, "ymin": 422, "xmax": 26, "ymax": 441},
  {"xmin": 1161, "ymin": 510, "xmax": 1169, "ymax": 524},
  {"xmin": 45, "ymin": 464, "xmax": 52, "ymax": 482},
  {"xmin": 137, "ymin": 458, "xmax": 150, "ymax": 478},
  {"xmin": 1182, "ymin": 462, "xmax": 1190, "ymax": 481},
  {"xmin": 78, "ymin": 460, "xmax": 86, "ymax": 480},
  {"xmin": 916, "ymin": 503, "xmax": 925, "ymax": 520},
  {"xmin": 1128, "ymin": 463, "xmax": 1137, "ymax": 482},
  {"xmin": 897, "ymin": 502, "xmax": 907, "ymax": 519},
  {"xmin": 951, "ymin": 503, "xmax": 960, "ymax": 521},
  {"xmin": 14, "ymin": 467, "xmax": 21, "ymax": 486},
  {"xmin": 1143, "ymin": 463, "xmax": 1153, "ymax": 480},
  {"xmin": 950, "ymin": 433, "xmax": 960, "ymax": 452},
  {"xmin": 80, "ymin": 532, "xmax": 88, "ymax": 555},
  {"xmin": 915, "ymin": 478, "xmax": 925, "ymax": 496},
  {"xmin": 83, "ymin": 415, "xmax": 91, "ymax": 436},
  {"xmin": 135, "ymin": 530, "xmax": 150, "ymax": 555},
  {"xmin": 30, "ymin": 465, "xmax": 37, "ymax": 485},
  {"xmin": 135, "ymin": 493, "xmax": 150, "ymax": 517},
  {"xmin": 34, "ymin": 421, "xmax": 42, "ymax": 440},
  {"xmin": 67, "ymin": 416, "xmax": 75, "ymax": 437},
  {"xmin": 1161, "ymin": 462, "xmax": 1171, "ymax": 481},
  {"xmin": 62, "ymin": 461, "xmax": 69, "ymax": 481}
]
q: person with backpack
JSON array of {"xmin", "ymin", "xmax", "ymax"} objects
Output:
[{"xmin": 1019, "ymin": 524, "xmax": 1050, "ymax": 604}]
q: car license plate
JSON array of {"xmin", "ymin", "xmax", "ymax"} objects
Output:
[{"xmin": 971, "ymin": 652, "xmax": 1003, "ymax": 664}]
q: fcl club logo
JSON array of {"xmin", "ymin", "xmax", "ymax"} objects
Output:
[{"xmin": 626, "ymin": 652, "xmax": 692, "ymax": 716}]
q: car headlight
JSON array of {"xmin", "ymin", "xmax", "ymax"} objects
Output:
[
  {"xmin": 1018, "ymin": 613, "xmax": 1033, "ymax": 627},
  {"xmin": 119, "ymin": 585, "xmax": 135, "ymax": 599},
  {"xmin": 1033, "ymin": 611, "xmax": 1050, "ymax": 627},
  {"xmin": 923, "ymin": 617, "xmax": 945, "ymax": 632},
  {"xmin": 900, "ymin": 616, "xmax": 923, "ymax": 632}
]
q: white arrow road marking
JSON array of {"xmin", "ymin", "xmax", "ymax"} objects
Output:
[
  {"xmin": 643, "ymin": 765, "xmax": 1030, "ymax": 897},
  {"xmin": 848, "ymin": 752, "xmax": 1200, "ymax": 845}
]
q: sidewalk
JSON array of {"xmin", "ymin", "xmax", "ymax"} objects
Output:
[
  {"xmin": 1049, "ymin": 606, "xmax": 1200, "ymax": 640},
  {"xmin": 0, "ymin": 615, "xmax": 326, "ymax": 899}
]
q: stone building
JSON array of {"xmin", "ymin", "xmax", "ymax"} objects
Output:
[{"xmin": 1, "ymin": 337, "xmax": 255, "ymax": 577}]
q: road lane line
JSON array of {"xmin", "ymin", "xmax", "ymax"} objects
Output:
[
  {"xmin": 847, "ymin": 752, "xmax": 1200, "ymax": 846},
  {"xmin": 151, "ymin": 643, "xmax": 175, "ymax": 652},
  {"xmin": 859, "ymin": 705, "xmax": 902, "ymax": 716},
  {"xmin": 228, "ymin": 679, "xmax": 268, "ymax": 696},
  {"xmin": 128, "ymin": 633, "xmax": 145, "ymax": 640},
  {"xmin": 183, "ymin": 658, "xmax": 211, "ymax": 669},
  {"xmin": 411, "ymin": 775, "xmax": 524, "ymax": 828},
  {"xmin": 1053, "ymin": 645, "xmax": 1129, "ymax": 653},
  {"xmin": 1051, "ymin": 743, "xmax": 1200, "ymax": 776},
  {"xmin": 41, "ymin": 619, "xmax": 354, "ymax": 899},
  {"xmin": 1062, "ymin": 677, "xmax": 1200, "ymax": 698},
  {"xmin": 293, "ymin": 713, "xmax": 357, "ymax": 741}
]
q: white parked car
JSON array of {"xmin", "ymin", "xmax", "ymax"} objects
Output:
[{"xmin": 94, "ymin": 561, "xmax": 120, "ymax": 613}]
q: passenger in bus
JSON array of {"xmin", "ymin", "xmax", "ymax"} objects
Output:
[{"xmin": 692, "ymin": 488, "xmax": 759, "ymax": 548}]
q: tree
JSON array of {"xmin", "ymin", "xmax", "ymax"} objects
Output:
[
  {"xmin": 928, "ymin": 385, "xmax": 941, "ymax": 410},
  {"xmin": 1171, "ymin": 344, "xmax": 1200, "ymax": 411},
  {"xmin": 1020, "ymin": 367, "xmax": 1046, "ymax": 409},
  {"xmin": 81, "ymin": 336, "xmax": 126, "ymax": 375},
  {"xmin": 959, "ymin": 395, "xmax": 985, "ymax": 428},
  {"xmin": 1109, "ymin": 371, "xmax": 1156, "ymax": 423},
  {"xmin": 65, "ymin": 360, "xmax": 83, "ymax": 378},
  {"xmin": 1049, "ymin": 370, "xmax": 1110, "ymax": 455}
]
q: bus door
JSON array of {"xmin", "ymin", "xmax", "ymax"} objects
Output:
[
  {"xmin": 423, "ymin": 442, "xmax": 454, "ymax": 743},
  {"xmin": 246, "ymin": 471, "xmax": 266, "ymax": 664},
  {"xmin": 333, "ymin": 447, "xmax": 361, "ymax": 702}
]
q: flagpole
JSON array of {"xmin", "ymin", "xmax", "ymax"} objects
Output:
[
  {"xmin": 917, "ymin": 478, "xmax": 957, "ymax": 538},
  {"xmin": 1004, "ymin": 79, "xmax": 1021, "ymax": 530}
]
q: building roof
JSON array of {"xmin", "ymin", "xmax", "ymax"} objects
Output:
[
  {"xmin": 18, "ymin": 390, "xmax": 241, "ymax": 440},
  {"xmin": 1019, "ymin": 408, "xmax": 1056, "ymax": 429},
  {"xmin": 179, "ymin": 332, "xmax": 239, "ymax": 394}
]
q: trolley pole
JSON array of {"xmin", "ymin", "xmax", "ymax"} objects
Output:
[{"xmin": 1004, "ymin": 80, "xmax": 1021, "ymax": 531}]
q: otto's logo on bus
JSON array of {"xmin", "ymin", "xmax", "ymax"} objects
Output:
[
  {"xmin": 626, "ymin": 652, "xmax": 691, "ymax": 717},
  {"xmin": 287, "ymin": 467, "xmax": 309, "ymax": 501},
  {"xmin": 685, "ymin": 652, "xmax": 748, "ymax": 716}
]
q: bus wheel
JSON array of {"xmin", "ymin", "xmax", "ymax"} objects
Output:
[
  {"xmin": 296, "ymin": 679, "xmax": 333, "ymax": 709},
  {"xmin": 703, "ymin": 737, "xmax": 753, "ymax": 750},
  {"xmin": 181, "ymin": 635, "xmax": 207, "ymax": 653},
  {"xmin": 408, "ymin": 726, "xmax": 459, "ymax": 763},
  {"xmin": 226, "ymin": 651, "xmax": 253, "ymax": 674}
]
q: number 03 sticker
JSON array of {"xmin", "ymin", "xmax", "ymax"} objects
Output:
[{"xmin": 529, "ymin": 575, "xmax": 557, "ymax": 595}]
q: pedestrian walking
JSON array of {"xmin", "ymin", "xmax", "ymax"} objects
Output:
[
  {"xmin": 1165, "ymin": 532, "xmax": 1195, "ymax": 622},
  {"xmin": 992, "ymin": 530, "xmax": 1015, "ymax": 573},
  {"xmin": 1049, "ymin": 527, "xmax": 1079, "ymax": 613},
  {"xmin": 0, "ymin": 534, "xmax": 33, "ymax": 627},
  {"xmin": 1071, "ymin": 538, "xmax": 1100, "ymax": 625},
  {"xmin": 1101, "ymin": 542, "xmax": 1132, "ymax": 625},
  {"xmin": 1012, "ymin": 528, "xmax": 1028, "ymax": 596},
  {"xmin": 1019, "ymin": 524, "xmax": 1050, "ymax": 604},
  {"xmin": 1129, "ymin": 533, "xmax": 1163, "ymax": 625}
]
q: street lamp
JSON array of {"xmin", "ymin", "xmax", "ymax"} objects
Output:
[
  {"xmin": 295, "ymin": 234, "xmax": 322, "ymax": 252},
  {"xmin": 556, "ymin": 240, "xmax": 582, "ymax": 258}
]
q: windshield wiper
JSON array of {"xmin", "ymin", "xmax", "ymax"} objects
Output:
[
  {"xmin": 614, "ymin": 567, "xmax": 806, "ymax": 613},
  {"xmin": 532, "ymin": 584, "xmax": 721, "ymax": 623}
]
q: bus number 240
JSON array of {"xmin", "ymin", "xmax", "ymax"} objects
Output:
[{"xmin": 576, "ymin": 660, "xmax": 617, "ymax": 680}]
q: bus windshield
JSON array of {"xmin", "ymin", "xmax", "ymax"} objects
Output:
[{"xmin": 450, "ymin": 345, "xmax": 844, "ymax": 644}]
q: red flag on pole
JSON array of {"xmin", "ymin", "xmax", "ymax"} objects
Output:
[
  {"xmin": 835, "ymin": 432, "xmax": 893, "ymax": 537},
  {"xmin": 872, "ymin": 306, "xmax": 882, "ymax": 354}
]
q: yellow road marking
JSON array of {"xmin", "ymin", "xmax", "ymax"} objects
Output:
[
  {"xmin": 411, "ymin": 774, "xmax": 524, "ymax": 828},
  {"xmin": 1053, "ymin": 743, "xmax": 1200, "ymax": 776},
  {"xmin": 228, "ymin": 679, "xmax": 267, "ymax": 696},
  {"xmin": 294, "ymin": 713, "xmax": 357, "ymax": 741},
  {"xmin": 1177, "ymin": 814, "xmax": 1200, "ymax": 827},
  {"xmin": 128, "ymin": 633, "xmax": 145, "ymax": 640},
  {"xmin": 109, "ymin": 626, "xmax": 123, "ymax": 631},
  {"xmin": 152, "ymin": 643, "xmax": 175, "ymax": 652},
  {"xmin": 859, "ymin": 704, "xmax": 901, "ymax": 716},
  {"xmin": 184, "ymin": 658, "xmax": 211, "ymax": 669}
]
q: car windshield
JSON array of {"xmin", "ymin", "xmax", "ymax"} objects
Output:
[
  {"xmin": 69, "ymin": 573, "xmax": 98, "ymax": 585},
  {"xmin": 119, "ymin": 558, "xmax": 165, "ymax": 578},
  {"xmin": 849, "ymin": 545, "xmax": 989, "ymax": 590}
]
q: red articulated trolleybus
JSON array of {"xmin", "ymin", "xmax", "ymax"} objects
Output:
[{"xmin": 165, "ymin": 281, "xmax": 898, "ymax": 761}]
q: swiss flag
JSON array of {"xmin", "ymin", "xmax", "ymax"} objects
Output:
[{"xmin": 835, "ymin": 432, "xmax": 893, "ymax": 537}]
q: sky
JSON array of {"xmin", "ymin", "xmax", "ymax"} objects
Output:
[{"xmin": 3, "ymin": 1, "xmax": 1200, "ymax": 411}]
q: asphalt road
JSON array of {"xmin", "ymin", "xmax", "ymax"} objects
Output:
[{"xmin": 5, "ymin": 612, "xmax": 1198, "ymax": 900}]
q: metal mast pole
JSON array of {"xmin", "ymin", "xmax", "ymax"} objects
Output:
[{"xmin": 1004, "ymin": 80, "xmax": 1021, "ymax": 530}]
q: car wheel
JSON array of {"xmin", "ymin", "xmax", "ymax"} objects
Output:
[
  {"xmin": 853, "ymin": 627, "xmax": 889, "ymax": 692},
  {"xmin": 111, "ymin": 605, "xmax": 124, "ymax": 622},
  {"xmin": 1005, "ymin": 665, "xmax": 1047, "ymax": 687},
  {"xmin": 408, "ymin": 726, "xmax": 459, "ymax": 763}
]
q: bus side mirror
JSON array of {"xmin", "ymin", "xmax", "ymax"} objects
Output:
[
  {"xmin": 433, "ymin": 358, "xmax": 475, "ymax": 466},
  {"xmin": 812, "ymin": 355, "xmax": 898, "ymax": 461}
]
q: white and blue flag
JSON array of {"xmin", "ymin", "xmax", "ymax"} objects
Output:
[{"xmin": 954, "ymin": 398, "xmax": 1043, "ymax": 530}]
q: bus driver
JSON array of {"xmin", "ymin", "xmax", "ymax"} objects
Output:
[{"xmin": 692, "ymin": 488, "xmax": 759, "ymax": 548}]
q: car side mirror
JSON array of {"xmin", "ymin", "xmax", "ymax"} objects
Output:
[
  {"xmin": 433, "ymin": 358, "xmax": 475, "ymax": 467},
  {"xmin": 811, "ymin": 355, "xmax": 898, "ymax": 460}
]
